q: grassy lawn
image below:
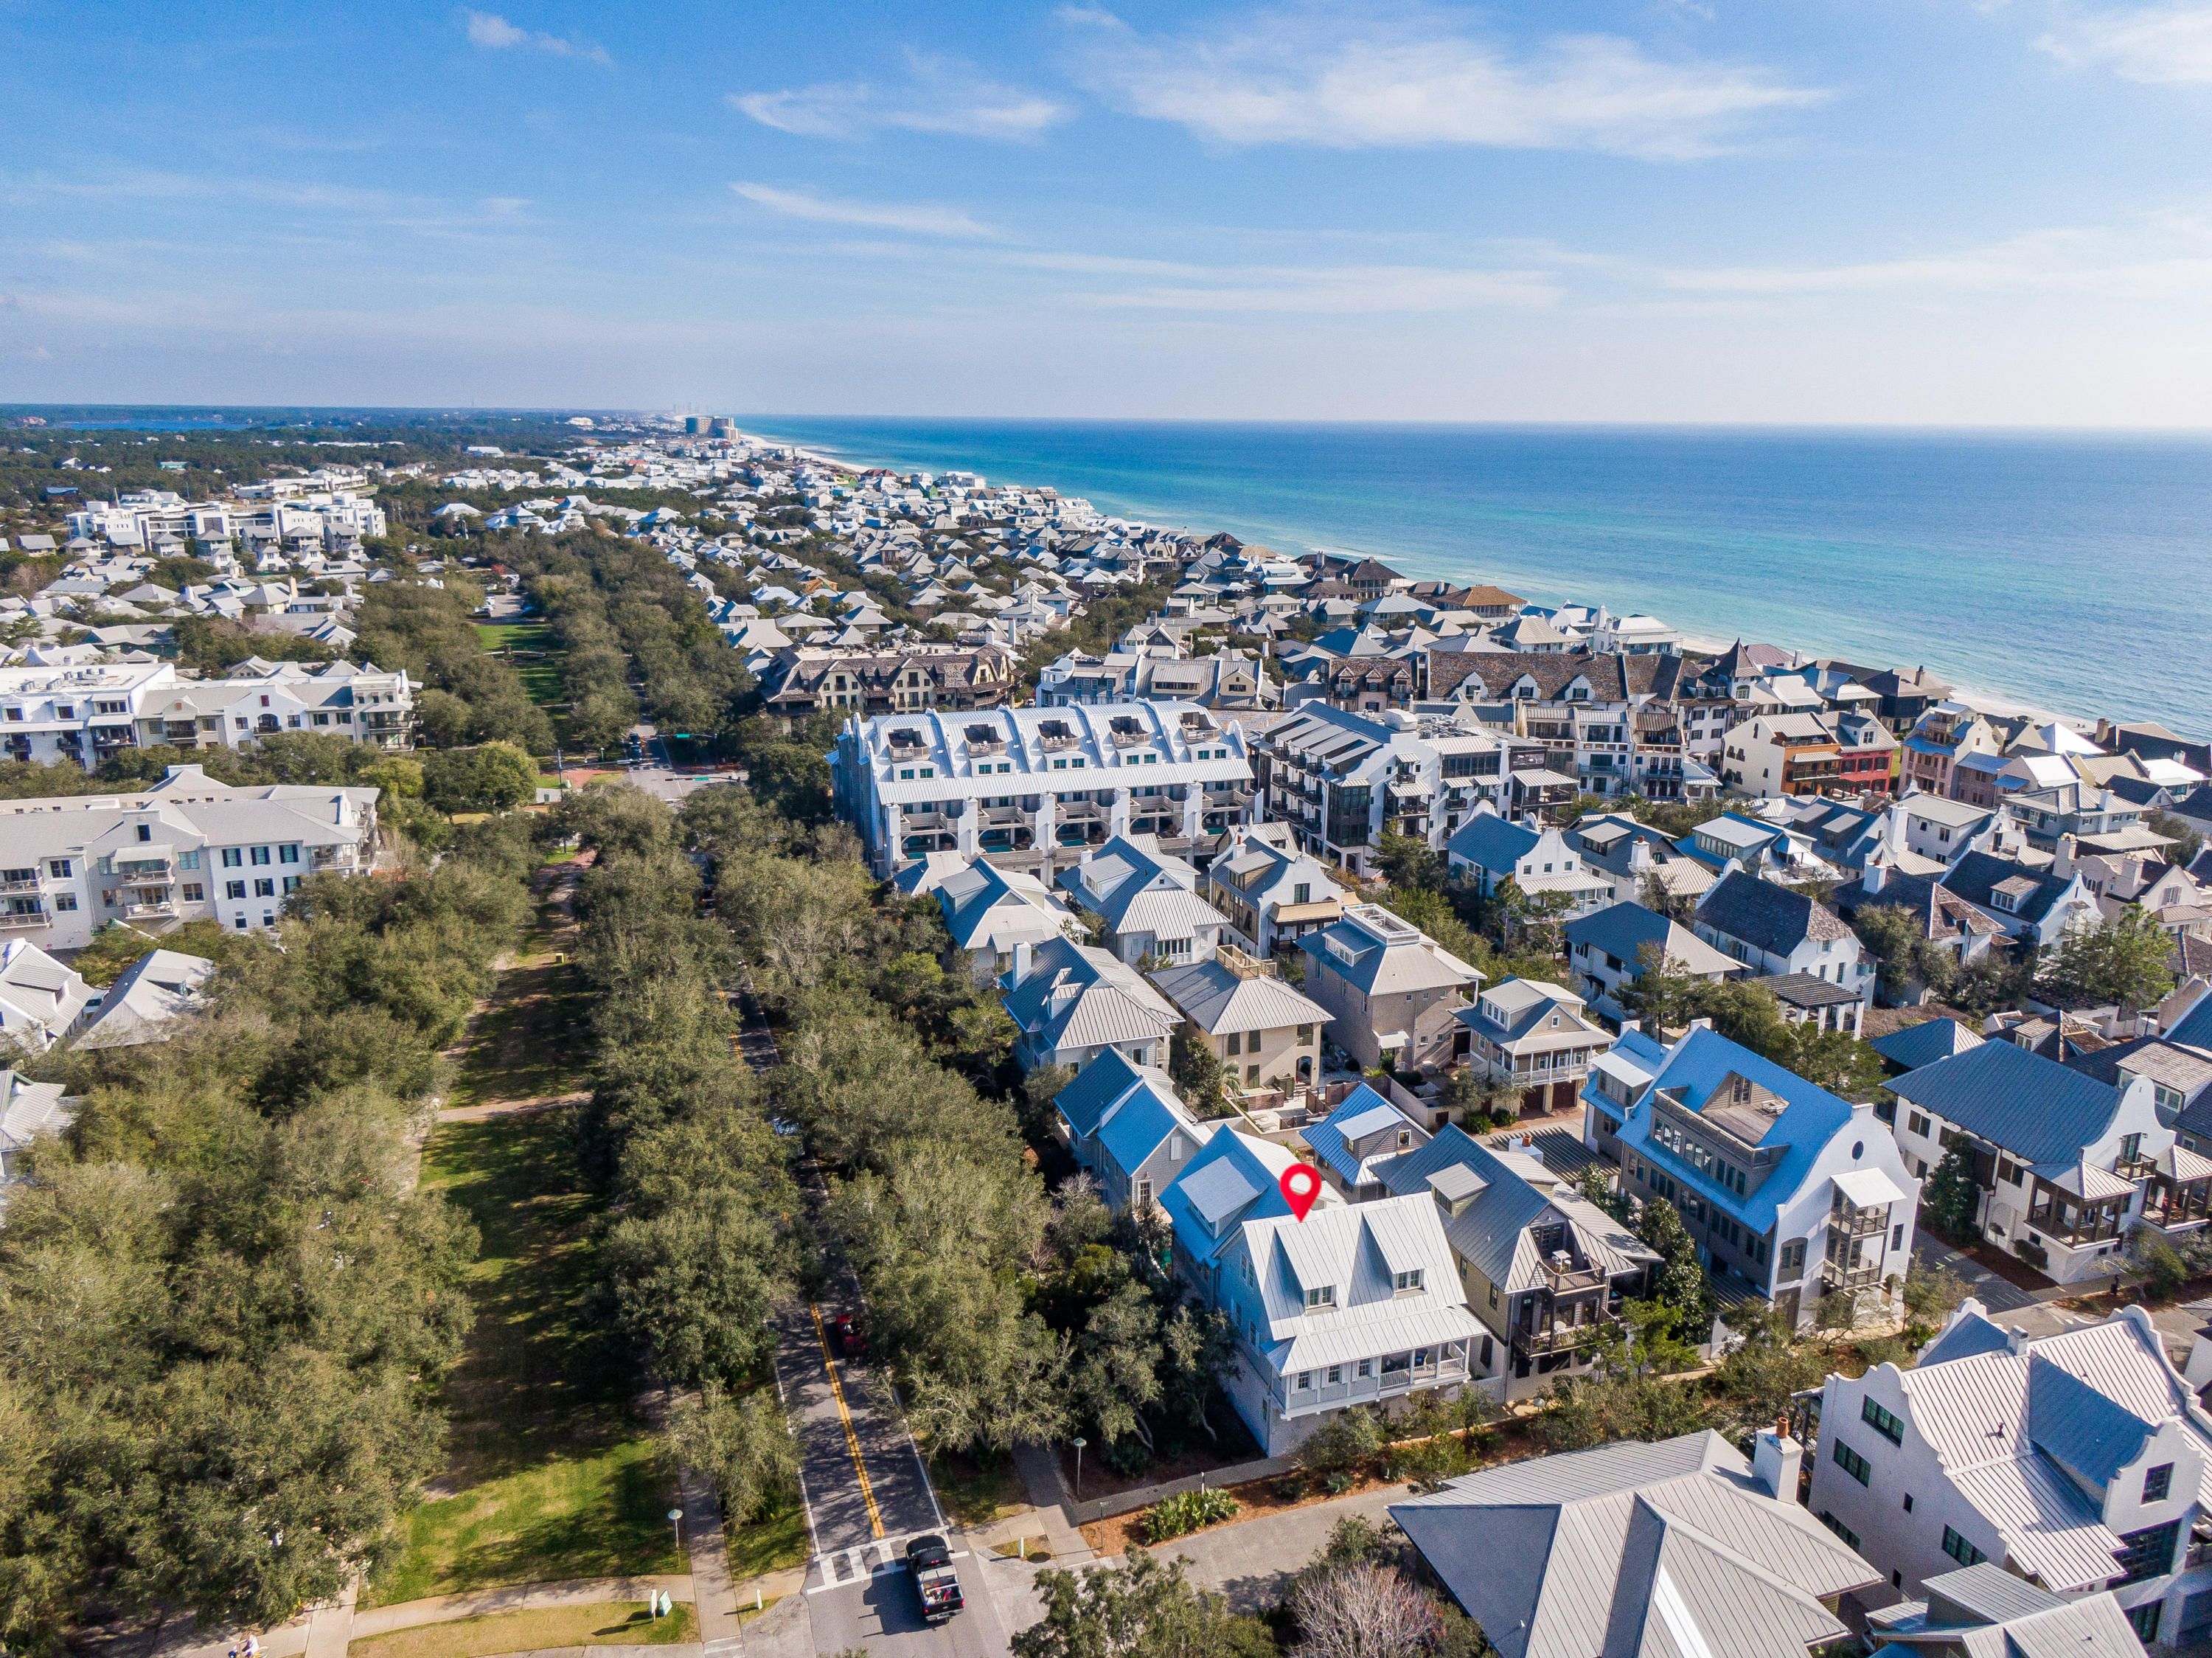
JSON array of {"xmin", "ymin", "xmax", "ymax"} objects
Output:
[
  {"xmin": 368, "ymin": 882, "xmax": 678, "ymax": 1608},
  {"xmin": 927, "ymin": 1451, "xmax": 1028, "ymax": 1530},
  {"xmin": 350, "ymin": 1603, "xmax": 692, "ymax": 1658},
  {"xmin": 475, "ymin": 622, "xmax": 555, "ymax": 652},
  {"xmin": 726, "ymin": 1506, "xmax": 810, "ymax": 1583}
]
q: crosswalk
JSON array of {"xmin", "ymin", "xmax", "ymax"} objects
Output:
[{"xmin": 806, "ymin": 1533, "xmax": 968, "ymax": 1595}]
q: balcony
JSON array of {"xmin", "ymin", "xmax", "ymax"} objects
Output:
[
  {"xmin": 1203, "ymin": 787, "xmax": 1253, "ymax": 809},
  {"xmin": 124, "ymin": 900, "xmax": 176, "ymax": 920},
  {"xmin": 0, "ymin": 876, "xmax": 40, "ymax": 895},
  {"xmin": 982, "ymin": 805, "xmax": 1026, "ymax": 826},
  {"xmin": 1538, "ymin": 1258, "xmax": 1607, "ymax": 1294},
  {"xmin": 1831, "ymin": 1202, "xmax": 1890, "ymax": 1238},
  {"xmin": 1516, "ymin": 1315, "xmax": 1610, "ymax": 1355},
  {"xmin": 0, "ymin": 906, "xmax": 49, "ymax": 929},
  {"xmin": 1820, "ymin": 1260, "xmax": 1885, "ymax": 1291},
  {"xmin": 115, "ymin": 859, "xmax": 173, "ymax": 879},
  {"xmin": 2114, "ymin": 1155, "xmax": 2157, "ymax": 1182}
]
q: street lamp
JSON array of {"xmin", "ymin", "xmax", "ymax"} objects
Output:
[
  {"xmin": 1071, "ymin": 1436, "xmax": 1087, "ymax": 1502},
  {"xmin": 668, "ymin": 1508, "xmax": 684, "ymax": 1559}
]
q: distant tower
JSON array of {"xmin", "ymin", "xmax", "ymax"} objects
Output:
[{"xmin": 682, "ymin": 414, "xmax": 706, "ymax": 435}]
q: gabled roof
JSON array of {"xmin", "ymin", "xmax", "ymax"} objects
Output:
[
  {"xmin": 1868, "ymin": 1017, "xmax": 1984, "ymax": 1071},
  {"xmin": 1147, "ymin": 958, "xmax": 1332, "ymax": 1037},
  {"xmin": 1390, "ymin": 1431, "xmax": 1875, "ymax": 1658},
  {"xmin": 1938, "ymin": 850, "xmax": 2080, "ymax": 926},
  {"xmin": 1444, "ymin": 810, "xmax": 1540, "ymax": 871},
  {"xmin": 1160, "ymin": 1128, "xmax": 1317, "ymax": 1263},
  {"xmin": 1695, "ymin": 869, "xmax": 1850, "ymax": 956},
  {"xmin": 1889, "ymin": 1040, "xmax": 2129, "ymax": 1166},
  {"xmin": 1234, "ymin": 1193, "xmax": 1480, "ymax": 1373},
  {"xmin": 1300, "ymin": 903, "xmax": 1481, "ymax": 996},
  {"xmin": 1565, "ymin": 901, "xmax": 1739, "ymax": 979},
  {"xmin": 1302, "ymin": 1084, "xmax": 1421, "ymax": 1187}
]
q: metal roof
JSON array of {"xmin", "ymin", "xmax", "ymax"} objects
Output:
[
  {"xmin": 1890, "ymin": 1040, "xmax": 2124, "ymax": 1165},
  {"xmin": 1147, "ymin": 958, "xmax": 1332, "ymax": 1036}
]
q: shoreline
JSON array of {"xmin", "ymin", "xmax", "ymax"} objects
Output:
[{"xmin": 741, "ymin": 423, "xmax": 2093, "ymax": 736}]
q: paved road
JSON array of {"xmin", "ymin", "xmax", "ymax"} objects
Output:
[
  {"xmin": 806, "ymin": 1549, "xmax": 1013, "ymax": 1658},
  {"xmin": 613, "ymin": 724, "xmax": 737, "ymax": 805}
]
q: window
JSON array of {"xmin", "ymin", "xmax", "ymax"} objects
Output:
[
  {"xmin": 2129, "ymin": 1604, "xmax": 2163, "ymax": 1644},
  {"xmin": 1907, "ymin": 1111, "xmax": 1929, "ymax": 1137},
  {"xmin": 1226, "ymin": 1033, "xmax": 1240, "ymax": 1056},
  {"xmin": 136, "ymin": 824, "xmax": 151, "ymax": 843},
  {"xmin": 226, "ymin": 881, "xmax": 246, "ymax": 899},
  {"xmin": 281, "ymin": 875, "xmax": 299, "ymax": 894},
  {"xmin": 1246, "ymin": 1030, "xmax": 1262, "ymax": 1053},
  {"xmin": 1861, "ymin": 1398, "xmax": 1905, "ymax": 1445},
  {"xmin": 1293, "ymin": 882, "xmax": 1310, "ymax": 904},
  {"xmin": 2145, "ymin": 1463, "xmax": 2174, "ymax": 1503},
  {"xmin": 1304, "ymin": 1285, "xmax": 1335, "ymax": 1308},
  {"xmin": 1489, "ymin": 1284, "xmax": 1498, "ymax": 1308},
  {"xmin": 2112, "ymin": 1519, "xmax": 2175, "ymax": 1582},
  {"xmin": 1296, "ymin": 1372, "xmax": 1312, "ymax": 1391},
  {"xmin": 1780, "ymin": 1240, "xmax": 1806, "ymax": 1274},
  {"xmin": 1135, "ymin": 1179, "xmax": 1152, "ymax": 1207},
  {"xmin": 221, "ymin": 848, "xmax": 243, "ymax": 867},
  {"xmin": 1247, "ymin": 1064, "xmax": 1260, "ymax": 1083},
  {"xmin": 179, "ymin": 851, "xmax": 199, "ymax": 870},
  {"xmin": 1832, "ymin": 1439, "xmax": 1871, "ymax": 1485},
  {"xmin": 182, "ymin": 884, "xmax": 204, "ymax": 901},
  {"xmin": 1941, "ymin": 1526, "xmax": 1985, "ymax": 1567},
  {"xmin": 53, "ymin": 893, "xmax": 76, "ymax": 912},
  {"xmin": 47, "ymin": 859, "xmax": 71, "ymax": 878},
  {"xmin": 249, "ymin": 847, "xmax": 271, "ymax": 867},
  {"xmin": 279, "ymin": 844, "xmax": 299, "ymax": 864},
  {"xmin": 1357, "ymin": 1359, "xmax": 1371, "ymax": 1378},
  {"xmin": 1820, "ymin": 1513, "xmax": 1861, "ymax": 1550},
  {"xmin": 1394, "ymin": 1269, "xmax": 1424, "ymax": 1292},
  {"xmin": 1296, "ymin": 1024, "xmax": 1313, "ymax": 1044},
  {"xmin": 253, "ymin": 878, "xmax": 275, "ymax": 898},
  {"xmin": 1326, "ymin": 1365, "xmax": 1341, "ymax": 1385}
]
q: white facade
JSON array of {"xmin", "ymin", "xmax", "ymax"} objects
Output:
[
  {"xmin": 833, "ymin": 701, "xmax": 1257, "ymax": 878},
  {"xmin": 1809, "ymin": 1304, "xmax": 2212, "ymax": 1648},
  {"xmin": 0, "ymin": 766, "xmax": 381, "ymax": 949},
  {"xmin": 0, "ymin": 660, "xmax": 414, "ymax": 769}
]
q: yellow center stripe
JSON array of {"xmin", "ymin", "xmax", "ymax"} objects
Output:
[{"xmin": 809, "ymin": 1303, "xmax": 885, "ymax": 1540}]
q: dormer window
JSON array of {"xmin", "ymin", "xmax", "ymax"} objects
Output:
[
  {"xmin": 1304, "ymin": 1285, "xmax": 1335, "ymax": 1309},
  {"xmin": 1393, "ymin": 1269, "xmax": 1424, "ymax": 1292}
]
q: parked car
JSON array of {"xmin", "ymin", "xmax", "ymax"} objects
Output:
[{"xmin": 905, "ymin": 1534, "xmax": 962, "ymax": 1623}]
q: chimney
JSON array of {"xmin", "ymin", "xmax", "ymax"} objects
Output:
[
  {"xmin": 2053, "ymin": 833, "xmax": 2076, "ymax": 878},
  {"xmin": 1618, "ymin": 1018, "xmax": 1640, "ymax": 1035},
  {"xmin": 1863, "ymin": 856, "xmax": 1887, "ymax": 896},
  {"xmin": 1079, "ymin": 846, "xmax": 1093, "ymax": 867},
  {"xmin": 2007, "ymin": 1325, "xmax": 2029, "ymax": 1355},
  {"xmin": 1753, "ymin": 1426, "xmax": 1803, "ymax": 1502},
  {"xmin": 1012, "ymin": 942, "xmax": 1032, "ymax": 986}
]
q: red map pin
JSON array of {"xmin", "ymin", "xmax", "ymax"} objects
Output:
[{"xmin": 1280, "ymin": 1163, "xmax": 1321, "ymax": 1222}]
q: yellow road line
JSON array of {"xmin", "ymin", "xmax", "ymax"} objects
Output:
[{"xmin": 810, "ymin": 1303, "xmax": 885, "ymax": 1539}]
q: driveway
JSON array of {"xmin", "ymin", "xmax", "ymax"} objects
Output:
[{"xmin": 1911, "ymin": 1231, "xmax": 2037, "ymax": 1314}]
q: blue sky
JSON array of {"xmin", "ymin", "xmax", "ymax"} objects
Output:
[{"xmin": 2, "ymin": 0, "xmax": 2209, "ymax": 422}]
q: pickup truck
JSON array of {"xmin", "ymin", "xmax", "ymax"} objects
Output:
[{"xmin": 906, "ymin": 1533, "xmax": 963, "ymax": 1623}]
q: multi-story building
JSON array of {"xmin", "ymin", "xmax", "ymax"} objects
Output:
[
  {"xmin": 1251, "ymin": 704, "xmax": 1515, "ymax": 877},
  {"xmin": 1455, "ymin": 977, "xmax": 1615, "ymax": 1117},
  {"xmin": 1161, "ymin": 1127, "xmax": 1482, "ymax": 1454},
  {"xmin": 1368, "ymin": 1126, "xmax": 1660, "ymax": 1399},
  {"xmin": 1425, "ymin": 649, "xmax": 1718, "ymax": 801},
  {"xmin": 0, "ymin": 659, "xmax": 414, "ymax": 766},
  {"xmin": 0, "ymin": 763, "xmax": 383, "ymax": 948},
  {"xmin": 1808, "ymin": 1303, "xmax": 2212, "ymax": 1646},
  {"xmin": 1055, "ymin": 834, "xmax": 1228, "ymax": 967},
  {"xmin": 832, "ymin": 701, "xmax": 1256, "ymax": 879},
  {"xmin": 1587, "ymin": 1023, "xmax": 1921, "ymax": 1329},
  {"xmin": 1722, "ymin": 710, "xmax": 1896, "ymax": 799},
  {"xmin": 1563, "ymin": 900, "xmax": 1741, "ymax": 1011},
  {"xmin": 1444, "ymin": 805, "xmax": 1618, "ymax": 918},
  {"xmin": 1048, "ymin": 1049, "xmax": 1211, "ymax": 1213},
  {"xmin": 1298, "ymin": 902, "xmax": 1484, "ymax": 1073},
  {"xmin": 1149, "ymin": 944, "xmax": 1332, "ymax": 1093},
  {"xmin": 757, "ymin": 642, "xmax": 1016, "ymax": 721},
  {"xmin": 998, "ymin": 934, "xmax": 1180, "ymax": 1073},
  {"xmin": 1200, "ymin": 824, "xmax": 1343, "ymax": 957},
  {"xmin": 1884, "ymin": 1038, "xmax": 2204, "ymax": 1282},
  {"xmin": 1692, "ymin": 869, "xmax": 1872, "ymax": 1032},
  {"xmin": 1902, "ymin": 703, "xmax": 2003, "ymax": 798}
]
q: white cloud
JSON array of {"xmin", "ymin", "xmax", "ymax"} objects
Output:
[
  {"xmin": 731, "ymin": 182, "xmax": 997, "ymax": 238},
  {"xmin": 733, "ymin": 55, "xmax": 1068, "ymax": 140},
  {"xmin": 1062, "ymin": 4, "xmax": 1826, "ymax": 159},
  {"xmin": 2034, "ymin": 2, "xmax": 2212, "ymax": 82},
  {"xmin": 1011, "ymin": 249, "xmax": 1557, "ymax": 311},
  {"xmin": 462, "ymin": 10, "xmax": 610, "ymax": 65}
]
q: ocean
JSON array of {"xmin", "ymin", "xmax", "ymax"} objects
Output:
[{"xmin": 738, "ymin": 419, "xmax": 2212, "ymax": 736}]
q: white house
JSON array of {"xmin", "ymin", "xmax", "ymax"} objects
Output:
[
  {"xmin": 1809, "ymin": 1301, "xmax": 2212, "ymax": 1647},
  {"xmin": 998, "ymin": 935, "xmax": 1181, "ymax": 1073},
  {"xmin": 1444, "ymin": 803, "xmax": 1615, "ymax": 918},
  {"xmin": 1886, "ymin": 1038, "xmax": 2200, "ymax": 1283},
  {"xmin": 1056, "ymin": 834, "xmax": 1228, "ymax": 967},
  {"xmin": 0, "ymin": 940, "xmax": 92, "ymax": 1052},
  {"xmin": 1164, "ymin": 1129, "xmax": 1484, "ymax": 1454}
]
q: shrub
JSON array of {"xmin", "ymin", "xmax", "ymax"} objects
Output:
[
  {"xmin": 1100, "ymin": 1435, "xmax": 1151, "ymax": 1479},
  {"xmin": 1139, "ymin": 1486, "xmax": 1239, "ymax": 1542}
]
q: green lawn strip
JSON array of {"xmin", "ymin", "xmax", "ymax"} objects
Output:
[
  {"xmin": 474, "ymin": 622, "xmax": 557, "ymax": 652},
  {"xmin": 369, "ymin": 886, "xmax": 674, "ymax": 1606},
  {"xmin": 724, "ymin": 1507, "xmax": 809, "ymax": 1584},
  {"xmin": 349, "ymin": 1602, "xmax": 692, "ymax": 1658},
  {"xmin": 925, "ymin": 1451, "xmax": 1026, "ymax": 1530}
]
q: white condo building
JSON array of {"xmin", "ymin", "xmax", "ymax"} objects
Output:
[
  {"xmin": 0, "ymin": 766, "xmax": 383, "ymax": 948},
  {"xmin": 0, "ymin": 659, "xmax": 414, "ymax": 767},
  {"xmin": 832, "ymin": 701, "xmax": 1258, "ymax": 879}
]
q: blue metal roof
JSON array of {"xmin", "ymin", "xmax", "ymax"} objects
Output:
[
  {"xmin": 1053, "ymin": 1049, "xmax": 1144, "ymax": 1140},
  {"xmin": 1868, "ymin": 1018, "xmax": 1983, "ymax": 1072},
  {"xmin": 2169, "ymin": 992, "xmax": 2212, "ymax": 1051},
  {"xmin": 1444, "ymin": 811, "xmax": 1537, "ymax": 872},
  {"xmin": 1615, "ymin": 1025, "xmax": 1857, "ymax": 1232},
  {"xmin": 2025, "ymin": 1353, "xmax": 2153, "ymax": 1488},
  {"xmin": 1889, "ymin": 1039, "xmax": 2124, "ymax": 1165},
  {"xmin": 1096, "ymin": 1078, "xmax": 1190, "ymax": 1176},
  {"xmin": 1303, "ymin": 1083, "xmax": 1401, "ymax": 1185}
]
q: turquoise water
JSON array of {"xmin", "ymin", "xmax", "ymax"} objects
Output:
[{"xmin": 740, "ymin": 419, "xmax": 2212, "ymax": 735}]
